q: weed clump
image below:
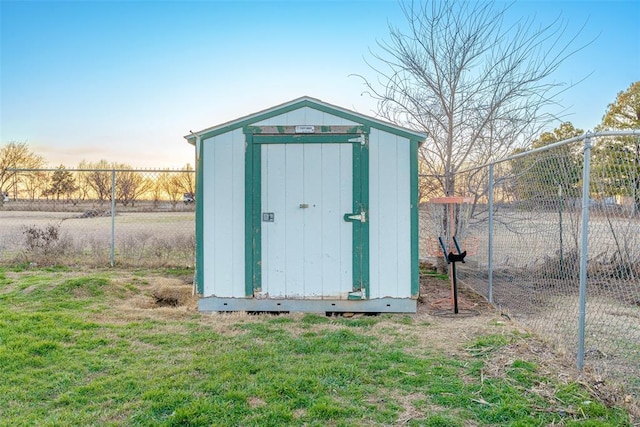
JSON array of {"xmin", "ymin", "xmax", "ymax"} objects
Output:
[{"xmin": 21, "ymin": 223, "xmax": 71, "ymax": 263}]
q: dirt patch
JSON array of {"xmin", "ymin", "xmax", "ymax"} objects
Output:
[
  {"xmin": 418, "ymin": 272, "xmax": 493, "ymax": 316},
  {"xmin": 88, "ymin": 275, "xmax": 200, "ymax": 324},
  {"xmin": 248, "ymin": 397, "xmax": 267, "ymax": 409},
  {"xmin": 150, "ymin": 283, "xmax": 194, "ymax": 307}
]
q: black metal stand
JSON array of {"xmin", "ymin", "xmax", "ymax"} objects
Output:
[{"xmin": 439, "ymin": 236, "xmax": 467, "ymax": 314}]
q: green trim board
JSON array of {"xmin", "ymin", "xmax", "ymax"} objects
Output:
[
  {"xmin": 195, "ymin": 136, "xmax": 205, "ymax": 294},
  {"xmin": 357, "ymin": 134, "xmax": 370, "ymax": 298},
  {"xmin": 244, "ymin": 129, "xmax": 370, "ymax": 299},
  {"xmin": 253, "ymin": 134, "xmax": 365, "ymax": 144},
  {"xmin": 244, "ymin": 133, "xmax": 263, "ymax": 297},
  {"xmin": 244, "ymin": 133, "xmax": 253, "ymax": 296},
  {"xmin": 251, "ymin": 142, "xmax": 262, "ymax": 294},
  {"xmin": 186, "ymin": 97, "xmax": 426, "ymax": 143},
  {"xmin": 245, "ymin": 125, "xmax": 366, "ymax": 135},
  {"xmin": 351, "ymin": 142, "xmax": 364, "ymax": 298},
  {"xmin": 362, "ymin": 135, "xmax": 370, "ymax": 297},
  {"xmin": 410, "ymin": 139, "xmax": 419, "ymax": 298}
]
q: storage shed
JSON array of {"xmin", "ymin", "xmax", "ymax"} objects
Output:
[{"xmin": 185, "ymin": 97, "xmax": 426, "ymax": 313}]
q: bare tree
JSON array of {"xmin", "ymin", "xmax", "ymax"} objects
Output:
[
  {"xmin": 0, "ymin": 141, "xmax": 45, "ymax": 204},
  {"xmin": 112, "ymin": 163, "xmax": 153, "ymax": 207},
  {"xmin": 360, "ymin": 0, "xmax": 589, "ymax": 197},
  {"xmin": 21, "ymin": 170, "xmax": 48, "ymax": 201},
  {"xmin": 170, "ymin": 163, "xmax": 196, "ymax": 199},
  {"xmin": 73, "ymin": 169, "xmax": 92, "ymax": 203},
  {"xmin": 157, "ymin": 170, "xmax": 182, "ymax": 209},
  {"xmin": 78, "ymin": 160, "xmax": 112, "ymax": 203},
  {"xmin": 151, "ymin": 166, "xmax": 196, "ymax": 209}
]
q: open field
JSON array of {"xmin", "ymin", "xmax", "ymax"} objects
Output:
[
  {"xmin": 420, "ymin": 208, "xmax": 640, "ymax": 268},
  {"xmin": 0, "ymin": 266, "xmax": 636, "ymax": 426},
  {"xmin": 0, "ymin": 210, "xmax": 194, "ymax": 267}
]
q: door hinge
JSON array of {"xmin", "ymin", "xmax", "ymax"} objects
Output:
[
  {"xmin": 348, "ymin": 134, "xmax": 365, "ymax": 145},
  {"xmin": 348, "ymin": 289, "xmax": 363, "ymax": 300},
  {"xmin": 343, "ymin": 210, "xmax": 366, "ymax": 223}
]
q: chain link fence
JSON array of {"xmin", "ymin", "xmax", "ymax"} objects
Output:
[
  {"xmin": 420, "ymin": 130, "xmax": 640, "ymax": 398},
  {"xmin": 3, "ymin": 142, "xmax": 639, "ymax": 396},
  {"xmin": 0, "ymin": 168, "xmax": 195, "ymax": 268}
]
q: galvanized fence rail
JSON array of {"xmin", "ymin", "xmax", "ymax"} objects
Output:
[
  {"xmin": 1, "ymin": 168, "xmax": 195, "ymax": 268},
  {"xmin": 420, "ymin": 130, "xmax": 640, "ymax": 397}
]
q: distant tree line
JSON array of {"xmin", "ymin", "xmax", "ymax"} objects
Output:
[{"xmin": 0, "ymin": 149, "xmax": 195, "ymax": 208}]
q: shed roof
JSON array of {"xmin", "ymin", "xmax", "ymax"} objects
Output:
[{"xmin": 184, "ymin": 96, "xmax": 427, "ymax": 144}]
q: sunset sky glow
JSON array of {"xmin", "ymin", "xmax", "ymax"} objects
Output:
[{"xmin": 1, "ymin": 0, "xmax": 639, "ymax": 168}]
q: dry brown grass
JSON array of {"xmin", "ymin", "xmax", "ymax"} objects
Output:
[{"xmin": 0, "ymin": 210, "xmax": 195, "ymax": 267}]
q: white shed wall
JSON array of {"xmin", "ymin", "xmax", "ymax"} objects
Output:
[
  {"xmin": 253, "ymin": 106, "xmax": 359, "ymax": 126},
  {"xmin": 201, "ymin": 128, "xmax": 245, "ymax": 297},
  {"xmin": 368, "ymin": 129, "xmax": 412, "ymax": 298},
  {"xmin": 199, "ymin": 105, "xmax": 413, "ymax": 301}
]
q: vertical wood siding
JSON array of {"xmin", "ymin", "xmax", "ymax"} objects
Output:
[
  {"xmin": 253, "ymin": 106, "xmax": 358, "ymax": 126},
  {"xmin": 369, "ymin": 129, "xmax": 412, "ymax": 298},
  {"xmin": 202, "ymin": 129, "xmax": 245, "ymax": 297},
  {"xmin": 260, "ymin": 143, "xmax": 353, "ymax": 298}
]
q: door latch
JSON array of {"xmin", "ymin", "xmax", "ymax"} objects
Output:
[{"xmin": 262, "ymin": 212, "xmax": 275, "ymax": 222}]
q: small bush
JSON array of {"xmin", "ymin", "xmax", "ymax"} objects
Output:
[
  {"xmin": 23, "ymin": 223, "xmax": 60, "ymax": 254},
  {"xmin": 21, "ymin": 223, "xmax": 72, "ymax": 264}
]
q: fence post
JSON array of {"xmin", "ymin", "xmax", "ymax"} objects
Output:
[
  {"xmin": 577, "ymin": 133, "xmax": 592, "ymax": 371},
  {"xmin": 487, "ymin": 164, "xmax": 494, "ymax": 304},
  {"xmin": 110, "ymin": 169, "xmax": 116, "ymax": 267}
]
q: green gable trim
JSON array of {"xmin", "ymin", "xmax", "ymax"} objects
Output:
[
  {"xmin": 189, "ymin": 98, "xmax": 425, "ymax": 143},
  {"xmin": 297, "ymin": 100, "xmax": 422, "ymax": 142},
  {"xmin": 410, "ymin": 139, "xmax": 419, "ymax": 298}
]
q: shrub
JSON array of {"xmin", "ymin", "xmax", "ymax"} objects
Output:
[{"xmin": 21, "ymin": 223, "xmax": 72, "ymax": 263}]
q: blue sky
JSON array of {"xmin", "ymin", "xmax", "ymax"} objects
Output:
[{"xmin": 1, "ymin": 0, "xmax": 639, "ymax": 168}]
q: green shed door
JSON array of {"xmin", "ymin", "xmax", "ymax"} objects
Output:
[{"xmin": 246, "ymin": 131, "xmax": 369, "ymax": 299}]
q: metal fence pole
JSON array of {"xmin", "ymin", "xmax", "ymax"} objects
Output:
[
  {"xmin": 577, "ymin": 134, "xmax": 592, "ymax": 370},
  {"xmin": 487, "ymin": 164, "xmax": 494, "ymax": 304},
  {"xmin": 110, "ymin": 169, "xmax": 116, "ymax": 267}
]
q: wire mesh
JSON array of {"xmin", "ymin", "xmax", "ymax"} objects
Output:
[
  {"xmin": 421, "ymin": 133, "xmax": 640, "ymax": 398},
  {"xmin": 0, "ymin": 168, "xmax": 195, "ymax": 268},
  {"xmin": 423, "ymin": 197, "xmax": 474, "ymax": 257}
]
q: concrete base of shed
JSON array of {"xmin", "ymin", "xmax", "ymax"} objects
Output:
[{"xmin": 198, "ymin": 297, "xmax": 417, "ymax": 313}]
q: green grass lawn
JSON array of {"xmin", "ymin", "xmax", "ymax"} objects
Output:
[{"xmin": 0, "ymin": 267, "xmax": 634, "ymax": 426}]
